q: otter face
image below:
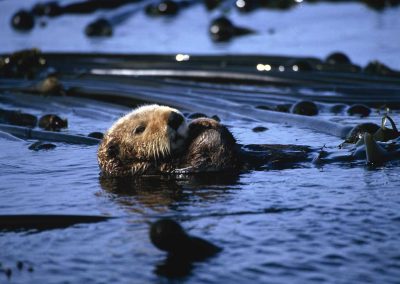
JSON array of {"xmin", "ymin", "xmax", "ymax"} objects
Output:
[
  {"xmin": 110, "ymin": 104, "xmax": 187, "ymax": 158},
  {"xmin": 98, "ymin": 105, "xmax": 188, "ymax": 176}
]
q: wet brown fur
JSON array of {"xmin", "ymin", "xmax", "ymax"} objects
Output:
[
  {"xmin": 98, "ymin": 105, "xmax": 184, "ymax": 176},
  {"xmin": 181, "ymin": 118, "xmax": 240, "ymax": 172},
  {"xmin": 97, "ymin": 105, "xmax": 239, "ymax": 176}
]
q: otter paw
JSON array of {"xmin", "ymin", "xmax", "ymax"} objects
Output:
[{"xmin": 172, "ymin": 167, "xmax": 195, "ymax": 174}]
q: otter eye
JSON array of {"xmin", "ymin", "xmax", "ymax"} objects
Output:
[{"xmin": 133, "ymin": 125, "xmax": 146, "ymax": 135}]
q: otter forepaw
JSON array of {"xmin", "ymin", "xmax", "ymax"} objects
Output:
[
  {"xmin": 172, "ymin": 167, "xmax": 196, "ymax": 174},
  {"xmin": 173, "ymin": 166, "xmax": 219, "ymax": 174}
]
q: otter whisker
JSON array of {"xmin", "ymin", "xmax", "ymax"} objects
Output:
[{"xmin": 151, "ymin": 143, "xmax": 155, "ymax": 158}]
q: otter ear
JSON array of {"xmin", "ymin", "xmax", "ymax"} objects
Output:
[{"xmin": 107, "ymin": 143, "xmax": 120, "ymax": 158}]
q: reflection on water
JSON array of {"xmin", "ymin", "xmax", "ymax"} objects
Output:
[
  {"xmin": 155, "ymin": 255, "xmax": 194, "ymax": 279},
  {"xmin": 99, "ymin": 173, "xmax": 241, "ymax": 214}
]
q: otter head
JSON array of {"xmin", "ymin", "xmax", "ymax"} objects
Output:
[{"xmin": 98, "ymin": 105, "xmax": 188, "ymax": 176}]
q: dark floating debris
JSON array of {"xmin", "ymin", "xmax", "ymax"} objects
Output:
[
  {"xmin": 145, "ymin": 0, "xmax": 184, "ymax": 16},
  {"xmin": 363, "ymin": 132, "xmax": 389, "ymax": 165},
  {"xmin": 347, "ymin": 104, "xmax": 371, "ymax": 117},
  {"xmin": 85, "ymin": 2, "xmax": 144, "ymax": 38},
  {"xmin": 0, "ymin": 109, "xmax": 37, "ymax": 128},
  {"xmin": 330, "ymin": 104, "xmax": 347, "ymax": 114},
  {"xmin": 85, "ymin": 18, "xmax": 113, "ymax": 37},
  {"xmin": 288, "ymin": 59, "xmax": 314, "ymax": 72},
  {"xmin": 203, "ymin": 0, "xmax": 223, "ymax": 10},
  {"xmin": 31, "ymin": 0, "xmax": 134, "ymax": 18},
  {"xmin": 150, "ymin": 218, "xmax": 221, "ymax": 262},
  {"xmin": 209, "ymin": 16, "xmax": 254, "ymax": 42},
  {"xmin": 155, "ymin": 256, "xmax": 194, "ymax": 278},
  {"xmin": 364, "ymin": 60, "xmax": 399, "ymax": 77},
  {"xmin": 263, "ymin": 206, "xmax": 303, "ymax": 213},
  {"xmin": 235, "ymin": 0, "xmax": 259, "ymax": 13},
  {"xmin": 275, "ymin": 104, "xmax": 292, "ymax": 113},
  {"xmin": 34, "ymin": 1, "xmax": 62, "ymax": 17},
  {"xmin": 258, "ymin": 104, "xmax": 292, "ymax": 113},
  {"xmin": 16, "ymin": 262, "xmax": 23, "ymax": 271},
  {"xmin": 38, "ymin": 114, "xmax": 68, "ymax": 131},
  {"xmin": 28, "ymin": 141, "xmax": 57, "ymax": 151},
  {"xmin": 324, "ymin": 51, "xmax": 361, "ymax": 73},
  {"xmin": 63, "ymin": 0, "xmax": 135, "ymax": 14},
  {"xmin": 252, "ymin": 126, "xmax": 268, "ymax": 132},
  {"xmin": 241, "ymin": 144, "xmax": 312, "ymax": 170},
  {"xmin": 11, "ymin": 0, "xmax": 139, "ymax": 32},
  {"xmin": 32, "ymin": 2, "xmax": 50, "ymax": 16},
  {"xmin": 36, "ymin": 76, "xmax": 64, "ymax": 95},
  {"xmin": 298, "ymin": 0, "xmax": 400, "ymax": 11},
  {"xmin": 236, "ymin": 0, "xmax": 296, "ymax": 12},
  {"xmin": 325, "ymin": 52, "xmax": 351, "ymax": 65},
  {"xmin": 362, "ymin": 0, "xmax": 400, "ymax": 10},
  {"xmin": 88, "ymin": 132, "xmax": 104, "ymax": 139},
  {"xmin": 11, "ymin": 10, "xmax": 35, "ymax": 31},
  {"xmin": 4, "ymin": 268, "xmax": 12, "ymax": 279},
  {"xmin": 290, "ymin": 100, "xmax": 318, "ymax": 116},
  {"xmin": 373, "ymin": 115, "xmax": 400, "ymax": 142},
  {"xmin": 362, "ymin": 0, "xmax": 386, "ymax": 10},
  {"xmin": 345, "ymin": 122, "xmax": 380, "ymax": 144},
  {"xmin": 263, "ymin": 0, "xmax": 295, "ymax": 10},
  {"xmin": 0, "ymin": 124, "xmax": 100, "ymax": 145},
  {"xmin": 0, "ymin": 214, "xmax": 112, "ymax": 231},
  {"xmin": 151, "ymin": 219, "xmax": 187, "ymax": 253},
  {"xmin": 4, "ymin": 261, "xmax": 35, "ymax": 274},
  {"xmin": 0, "ymin": 49, "xmax": 47, "ymax": 79}
]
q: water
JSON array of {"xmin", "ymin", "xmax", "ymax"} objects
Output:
[
  {"xmin": 1, "ymin": 92, "xmax": 400, "ymax": 283},
  {"xmin": 1, "ymin": 1, "xmax": 400, "ymax": 283}
]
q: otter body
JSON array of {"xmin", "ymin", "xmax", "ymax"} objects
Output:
[
  {"xmin": 98, "ymin": 105, "xmax": 238, "ymax": 177},
  {"xmin": 98, "ymin": 105, "xmax": 400, "ymax": 178}
]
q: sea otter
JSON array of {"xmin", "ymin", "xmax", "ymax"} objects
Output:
[
  {"xmin": 98, "ymin": 104, "xmax": 398, "ymax": 177},
  {"xmin": 98, "ymin": 104, "xmax": 241, "ymax": 177}
]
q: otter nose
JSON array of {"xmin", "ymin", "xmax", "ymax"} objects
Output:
[{"xmin": 168, "ymin": 112, "xmax": 184, "ymax": 130}]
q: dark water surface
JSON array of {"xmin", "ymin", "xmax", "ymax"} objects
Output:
[{"xmin": 1, "ymin": 92, "xmax": 400, "ymax": 283}]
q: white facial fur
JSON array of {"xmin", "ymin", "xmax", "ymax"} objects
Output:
[{"xmin": 108, "ymin": 104, "xmax": 188, "ymax": 157}]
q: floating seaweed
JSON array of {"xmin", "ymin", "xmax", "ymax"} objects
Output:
[
  {"xmin": 0, "ymin": 49, "xmax": 47, "ymax": 79},
  {"xmin": 0, "ymin": 214, "xmax": 113, "ymax": 231}
]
